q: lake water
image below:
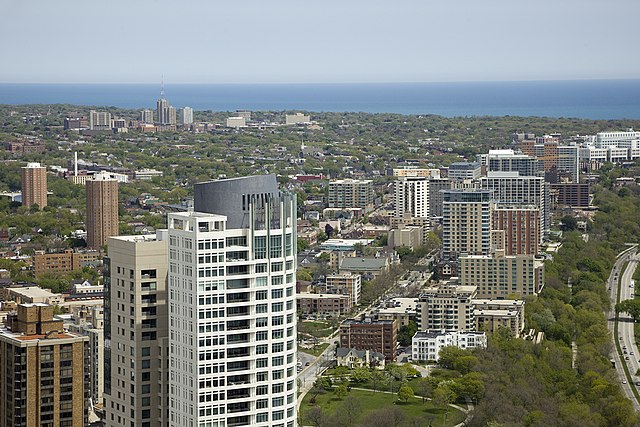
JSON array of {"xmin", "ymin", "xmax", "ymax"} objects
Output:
[{"xmin": 0, "ymin": 80, "xmax": 639, "ymax": 119}]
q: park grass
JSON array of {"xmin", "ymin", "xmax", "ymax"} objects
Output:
[
  {"xmin": 298, "ymin": 342, "xmax": 329, "ymax": 357},
  {"xmin": 298, "ymin": 320, "xmax": 335, "ymax": 338},
  {"xmin": 300, "ymin": 388, "xmax": 465, "ymax": 427}
]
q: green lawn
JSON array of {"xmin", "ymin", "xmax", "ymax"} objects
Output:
[
  {"xmin": 300, "ymin": 388, "xmax": 465, "ymax": 427},
  {"xmin": 298, "ymin": 343, "xmax": 329, "ymax": 357},
  {"xmin": 298, "ymin": 320, "xmax": 336, "ymax": 338}
]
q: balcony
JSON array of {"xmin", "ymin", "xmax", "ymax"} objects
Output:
[
  {"xmin": 227, "ymin": 402, "xmax": 250, "ymax": 414},
  {"xmin": 227, "ymin": 361, "xmax": 249, "ymax": 372},
  {"xmin": 227, "ymin": 307, "xmax": 249, "ymax": 317},
  {"xmin": 227, "ymin": 347, "xmax": 250, "ymax": 359},
  {"xmin": 227, "ymin": 374, "xmax": 250, "ymax": 386},
  {"xmin": 227, "ymin": 333, "xmax": 249, "ymax": 344},
  {"xmin": 227, "ymin": 320, "xmax": 250, "ymax": 331},
  {"xmin": 227, "ymin": 388, "xmax": 250, "ymax": 400}
]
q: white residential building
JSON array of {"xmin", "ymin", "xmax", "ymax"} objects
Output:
[
  {"xmin": 182, "ymin": 106, "xmax": 194, "ymax": 125},
  {"xmin": 394, "ymin": 176, "xmax": 429, "ymax": 219},
  {"xmin": 412, "ymin": 330, "xmax": 487, "ymax": 362},
  {"xmin": 480, "ymin": 171, "xmax": 549, "ymax": 231},
  {"xmin": 169, "ymin": 175, "xmax": 298, "ymax": 427}
]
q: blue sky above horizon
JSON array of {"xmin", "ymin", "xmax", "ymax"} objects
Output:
[{"xmin": 2, "ymin": 0, "xmax": 639, "ymax": 84}]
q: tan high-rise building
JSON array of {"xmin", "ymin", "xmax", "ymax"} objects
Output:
[
  {"xmin": 0, "ymin": 303, "xmax": 89, "ymax": 427},
  {"xmin": 103, "ymin": 234, "xmax": 168, "ymax": 427},
  {"xmin": 86, "ymin": 172, "xmax": 119, "ymax": 249},
  {"xmin": 21, "ymin": 162, "xmax": 47, "ymax": 209}
]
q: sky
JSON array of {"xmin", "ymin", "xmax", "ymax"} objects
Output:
[{"xmin": 1, "ymin": 0, "xmax": 639, "ymax": 84}]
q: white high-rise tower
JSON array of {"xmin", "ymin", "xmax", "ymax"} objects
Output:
[{"xmin": 168, "ymin": 175, "xmax": 298, "ymax": 427}]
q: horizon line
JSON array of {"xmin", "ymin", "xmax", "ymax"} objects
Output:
[{"xmin": 1, "ymin": 77, "xmax": 640, "ymax": 86}]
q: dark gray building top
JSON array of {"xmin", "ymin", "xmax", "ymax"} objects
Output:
[{"xmin": 194, "ymin": 174, "xmax": 281, "ymax": 229}]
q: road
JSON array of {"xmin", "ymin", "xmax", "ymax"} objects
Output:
[{"xmin": 607, "ymin": 245, "xmax": 640, "ymax": 410}]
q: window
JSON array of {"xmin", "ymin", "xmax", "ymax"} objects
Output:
[{"xmin": 254, "ymin": 236, "xmax": 267, "ymax": 259}]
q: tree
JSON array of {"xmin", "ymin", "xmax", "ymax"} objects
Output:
[
  {"xmin": 351, "ymin": 366, "xmax": 371, "ymax": 383},
  {"xmin": 417, "ymin": 378, "xmax": 433, "ymax": 404},
  {"xmin": 305, "ymin": 406, "xmax": 327, "ymax": 427},
  {"xmin": 340, "ymin": 395, "xmax": 361, "ymax": 427},
  {"xmin": 297, "ymin": 238, "xmax": 310, "ymax": 252},
  {"xmin": 432, "ymin": 382, "xmax": 456, "ymax": 408},
  {"xmin": 437, "ymin": 346, "xmax": 468, "ymax": 370},
  {"xmin": 397, "ymin": 320, "xmax": 418, "ymax": 347},
  {"xmin": 371, "ymin": 370, "xmax": 387, "ymax": 393},
  {"xmin": 334, "ymin": 382, "xmax": 348, "ymax": 400},
  {"xmin": 616, "ymin": 299, "xmax": 640, "ymax": 322},
  {"xmin": 397, "ymin": 381, "xmax": 414, "ymax": 402},
  {"xmin": 361, "ymin": 407, "xmax": 405, "ymax": 427}
]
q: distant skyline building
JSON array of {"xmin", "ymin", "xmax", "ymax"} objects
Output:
[
  {"xmin": 139, "ymin": 109, "xmax": 154, "ymax": 124},
  {"xmin": 491, "ymin": 205, "xmax": 541, "ymax": 255},
  {"xmin": 21, "ymin": 161, "xmax": 47, "ymax": 209},
  {"xmin": 89, "ymin": 110, "xmax": 112, "ymax": 130},
  {"xmin": 156, "ymin": 98, "xmax": 176, "ymax": 125},
  {"xmin": 86, "ymin": 171, "xmax": 119, "ymax": 249},
  {"xmin": 480, "ymin": 149, "xmax": 541, "ymax": 177},
  {"xmin": 182, "ymin": 106, "xmax": 193, "ymax": 125}
]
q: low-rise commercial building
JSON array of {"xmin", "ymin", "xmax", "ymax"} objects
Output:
[
  {"xmin": 33, "ymin": 249, "xmax": 100, "ymax": 277},
  {"xmin": 297, "ymin": 293, "xmax": 352, "ymax": 316}
]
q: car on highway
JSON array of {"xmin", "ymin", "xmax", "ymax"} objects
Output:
[
  {"xmin": 626, "ymin": 356, "xmax": 630, "ymax": 360},
  {"xmin": 623, "ymin": 379, "xmax": 627, "ymax": 384},
  {"xmin": 631, "ymin": 351, "xmax": 635, "ymax": 355}
]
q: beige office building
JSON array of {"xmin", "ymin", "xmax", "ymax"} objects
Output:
[
  {"xmin": 474, "ymin": 299, "xmax": 525, "ymax": 337},
  {"xmin": 416, "ymin": 284, "xmax": 477, "ymax": 331},
  {"xmin": 0, "ymin": 304, "xmax": 89, "ymax": 427},
  {"xmin": 458, "ymin": 253, "xmax": 545, "ymax": 298},
  {"xmin": 86, "ymin": 172, "xmax": 119, "ymax": 249},
  {"xmin": 21, "ymin": 162, "xmax": 47, "ymax": 209},
  {"xmin": 103, "ymin": 234, "xmax": 169, "ymax": 427}
]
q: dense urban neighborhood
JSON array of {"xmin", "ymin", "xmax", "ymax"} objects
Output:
[{"xmin": 1, "ymin": 101, "xmax": 640, "ymax": 426}]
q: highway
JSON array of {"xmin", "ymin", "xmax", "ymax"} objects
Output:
[{"xmin": 607, "ymin": 246, "xmax": 640, "ymax": 410}]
